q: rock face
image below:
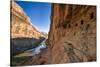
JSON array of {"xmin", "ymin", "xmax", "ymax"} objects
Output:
[
  {"xmin": 10, "ymin": 1, "xmax": 45, "ymax": 56},
  {"xmin": 11, "ymin": 1, "xmax": 41, "ymax": 39},
  {"xmin": 48, "ymin": 4, "xmax": 96, "ymax": 63}
]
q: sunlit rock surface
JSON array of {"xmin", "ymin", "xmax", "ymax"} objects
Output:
[{"xmin": 11, "ymin": 1, "xmax": 41, "ymax": 39}]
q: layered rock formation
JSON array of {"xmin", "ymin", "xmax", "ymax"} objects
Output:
[
  {"xmin": 11, "ymin": 1, "xmax": 41, "ymax": 39},
  {"xmin": 48, "ymin": 4, "xmax": 96, "ymax": 63},
  {"xmin": 10, "ymin": 1, "xmax": 46, "ymax": 57}
]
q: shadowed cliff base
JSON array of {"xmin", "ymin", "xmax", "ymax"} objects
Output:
[
  {"xmin": 11, "ymin": 37, "xmax": 45, "ymax": 56},
  {"xmin": 11, "ymin": 37, "xmax": 46, "ymax": 66}
]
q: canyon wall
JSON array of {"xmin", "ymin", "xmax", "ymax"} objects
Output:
[
  {"xmin": 48, "ymin": 4, "xmax": 96, "ymax": 63},
  {"xmin": 10, "ymin": 1, "xmax": 46, "ymax": 56},
  {"xmin": 11, "ymin": 1, "xmax": 41, "ymax": 39}
]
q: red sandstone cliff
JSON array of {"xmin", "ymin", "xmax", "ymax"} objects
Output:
[{"xmin": 48, "ymin": 3, "xmax": 96, "ymax": 63}]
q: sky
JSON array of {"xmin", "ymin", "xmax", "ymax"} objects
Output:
[{"xmin": 16, "ymin": 1, "xmax": 51, "ymax": 33}]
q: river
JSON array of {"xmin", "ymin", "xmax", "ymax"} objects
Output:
[{"xmin": 14, "ymin": 39, "xmax": 47, "ymax": 57}]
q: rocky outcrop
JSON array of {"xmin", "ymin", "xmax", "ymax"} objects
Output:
[
  {"xmin": 48, "ymin": 4, "xmax": 96, "ymax": 63},
  {"xmin": 11, "ymin": 1, "xmax": 41, "ymax": 39}
]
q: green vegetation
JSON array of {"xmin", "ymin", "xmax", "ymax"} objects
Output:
[{"xmin": 11, "ymin": 56, "xmax": 32, "ymax": 66}]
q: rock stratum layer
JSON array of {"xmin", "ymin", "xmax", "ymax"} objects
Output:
[
  {"xmin": 48, "ymin": 4, "xmax": 96, "ymax": 63},
  {"xmin": 11, "ymin": 1, "xmax": 41, "ymax": 39}
]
